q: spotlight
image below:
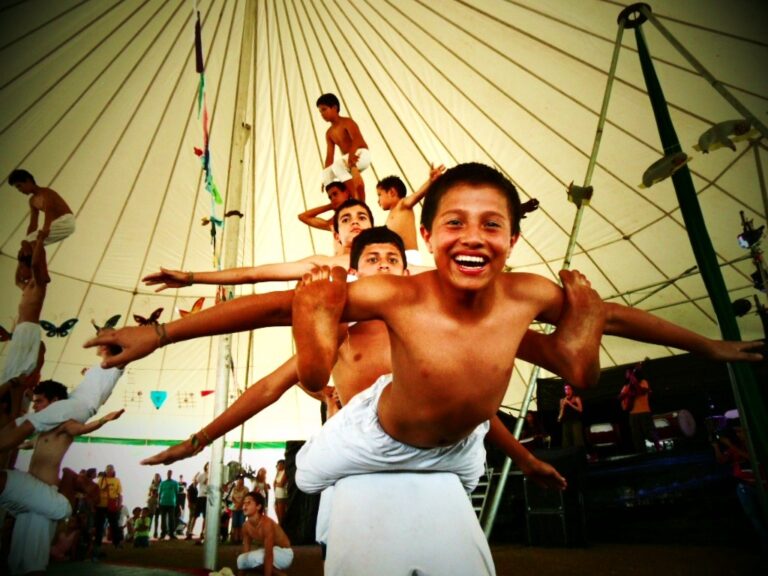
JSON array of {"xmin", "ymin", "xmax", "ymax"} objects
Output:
[
  {"xmin": 731, "ymin": 298, "xmax": 752, "ymax": 317},
  {"xmin": 737, "ymin": 211, "xmax": 764, "ymax": 249}
]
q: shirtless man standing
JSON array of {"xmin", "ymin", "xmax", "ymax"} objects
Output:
[{"xmin": 0, "ymin": 380, "xmax": 122, "ymax": 575}]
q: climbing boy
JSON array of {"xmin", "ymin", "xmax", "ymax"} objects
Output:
[
  {"xmin": 376, "ymin": 163, "xmax": 445, "ymax": 264},
  {"xmin": 9, "ymin": 169, "xmax": 76, "ymax": 264},
  {"xmin": 317, "ymin": 93, "xmax": 369, "ymax": 199}
]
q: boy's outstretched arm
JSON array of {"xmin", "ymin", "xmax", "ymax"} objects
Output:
[
  {"xmin": 293, "ymin": 266, "xmax": 348, "ymax": 392},
  {"xmin": 55, "ymin": 409, "xmax": 125, "ymax": 437},
  {"xmin": 487, "ymin": 416, "xmax": 566, "ymax": 490},
  {"xmin": 142, "ymin": 258, "xmax": 331, "ymax": 292},
  {"xmin": 603, "ymin": 302, "xmax": 764, "ymax": 362},
  {"xmin": 517, "ymin": 269, "xmax": 605, "ymax": 388},
  {"xmin": 401, "ymin": 163, "xmax": 446, "ymax": 210},
  {"xmin": 142, "ymin": 358, "xmax": 299, "ymax": 465},
  {"xmin": 298, "ymin": 204, "xmax": 334, "ymax": 232},
  {"xmin": 84, "ymin": 290, "xmax": 296, "ymax": 368}
]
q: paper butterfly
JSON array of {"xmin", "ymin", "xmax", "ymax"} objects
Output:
[
  {"xmin": 91, "ymin": 314, "xmax": 121, "ymax": 333},
  {"xmin": 0, "ymin": 325, "xmax": 12, "ymax": 342},
  {"xmin": 134, "ymin": 308, "xmax": 163, "ymax": 326},
  {"xmin": 179, "ymin": 297, "xmax": 204, "ymax": 317},
  {"xmin": 40, "ymin": 318, "xmax": 79, "ymax": 338}
]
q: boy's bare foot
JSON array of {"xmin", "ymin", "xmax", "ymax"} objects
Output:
[
  {"xmin": 556, "ymin": 269, "xmax": 606, "ymax": 388},
  {"xmin": 293, "ymin": 266, "xmax": 347, "ymax": 391}
]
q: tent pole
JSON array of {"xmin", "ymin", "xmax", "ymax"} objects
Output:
[
  {"xmin": 640, "ymin": 7, "xmax": 768, "ymax": 141},
  {"xmin": 238, "ymin": 331, "xmax": 255, "ymax": 467},
  {"xmin": 631, "ymin": 2, "xmax": 768, "ymax": 526},
  {"xmin": 482, "ymin": 17, "xmax": 627, "ymax": 539},
  {"xmin": 204, "ymin": 0, "xmax": 255, "ymax": 569}
]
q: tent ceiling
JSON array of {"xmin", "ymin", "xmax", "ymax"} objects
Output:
[{"xmin": 1, "ymin": 0, "xmax": 766, "ymax": 440}]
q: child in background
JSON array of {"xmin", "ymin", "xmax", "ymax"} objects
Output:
[{"xmin": 133, "ymin": 507, "xmax": 152, "ymax": 548}]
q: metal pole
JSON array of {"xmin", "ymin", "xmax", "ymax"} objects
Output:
[
  {"xmin": 482, "ymin": 13, "xmax": 628, "ymax": 540},
  {"xmin": 631, "ymin": 2, "xmax": 768, "ymax": 527},
  {"xmin": 203, "ymin": 0, "xmax": 255, "ymax": 569},
  {"xmin": 640, "ymin": 6, "xmax": 768, "ymax": 141}
]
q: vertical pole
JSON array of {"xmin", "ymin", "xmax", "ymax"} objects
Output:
[
  {"xmin": 203, "ymin": 0, "xmax": 255, "ymax": 569},
  {"xmin": 632, "ymin": 3, "xmax": 767, "ymax": 524},
  {"xmin": 482, "ymin": 14, "xmax": 628, "ymax": 539}
]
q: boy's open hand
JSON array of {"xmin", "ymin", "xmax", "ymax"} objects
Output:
[
  {"xmin": 518, "ymin": 454, "xmax": 568, "ymax": 490},
  {"xmin": 704, "ymin": 339, "xmax": 764, "ymax": 363},
  {"xmin": 142, "ymin": 438, "xmax": 196, "ymax": 465},
  {"xmin": 84, "ymin": 325, "xmax": 158, "ymax": 368},
  {"xmin": 142, "ymin": 267, "xmax": 191, "ymax": 292}
]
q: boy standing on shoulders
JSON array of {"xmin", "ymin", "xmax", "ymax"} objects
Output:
[
  {"xmin": 237, "ymin": 491, "xmax": 293, "ymax": 576},
  {"xmin": 9, "ymin": 169, "xmax": 76, "ymax": 260},
  {"xmin": 317, "ymin": 93, "xmax": 369, "ymax": 199}
]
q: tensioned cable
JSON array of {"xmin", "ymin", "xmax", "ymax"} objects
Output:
[
  {"xmin": 505, "ymin": 0, "xmax": 768, "ymax": 101},
  {"xmin": 399, "ymin": 0, "xmax": 756, "ymax": 316},
  {"xmin": 0, "ymin": 1, "xmax": 146, "ymax": 137},
  {"xmin": 0, "ymin": 0, "xmax": 169, "ymax": 253},
  {"xmin": 52, "ymin": 1, "xmax": 198, "ymax": 369},
  {"xmin": 0, "ymin": 0, "xmax": 91, "ymax": 52}
]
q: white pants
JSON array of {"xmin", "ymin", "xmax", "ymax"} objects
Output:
[
  {"xmin": 8, "ymin": 512, "xmax": 56, "ymax": 575},
  {"xmin": 1, "ymin": 322, "xmax": 40, "ymax": 384},
  {"xmin": 237, "ymin": 546, "xmax": 294, "ymax": 570},
  {"xmin": 296, "ymin": 374, "xmax": 489, "ymax": 494},
  {"xmin": 25, "ymin": 213, "xmax": 76, "ymax": 244},
  {"xmin": 325, "ymin": 472, "xmax": 495, "ymax": 576},
  {"xmin": 0, "ymin": 469, "xmax": 72, "ymax": 520},
  {"xmin": 321, "ymin": 148, "xmax": 371, "ymax": 186}
]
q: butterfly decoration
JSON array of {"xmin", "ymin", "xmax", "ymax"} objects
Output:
[
  {"xmin": 150, "ymin": 390, "xmax": 168, "ymax": 410},
  {"xmin": 179, "ymin": 297, "xmax": 204, "ymax": 317},
  {"xmin": 133, "ymin": 308, "xmax": 163, "ymax": 326},
  {"xmin": 40, "ymin": 318, "xmax": 78, "ymax": 338},
  {"xmin": 91, "ymin": 314, "xmax": 121, "ymax": 333},
  {"xmin": 0, "ymin": 325, "xmax": 12, "ymax": 342}
]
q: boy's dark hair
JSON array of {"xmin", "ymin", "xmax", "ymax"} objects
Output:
[
  {"xmin": 9, "ymin": 169, "xmax": 35, "ymax": 185},
  {"xmin": 332, "ymin": 199, "xmax": 374, "ymax": 233},
  {"xmin": 247, "ymin": 491, "xmax": 266, "ymax": 510},
  {"xmin": 316, "ymin": 93, "xmax": 340, "ymax": 111},
  {"xmin": 33, "ymin": 379, "xmax": 68, "ymax": 401},
  {"xmin": 350, "ymin": 227, "xmax": 408, "ymax": 270},
  {"xmin": 420, "ymin": 163, "xmax": 522, "ymax": 236},
  {"xmin": 377, "ymin": 175, "xmax": 407, "ymax": 199},
  {"xmin": 325, "ymin": 181, "xmax": 347, "ymax": 194}
]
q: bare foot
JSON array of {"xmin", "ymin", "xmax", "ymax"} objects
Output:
[
  {"xmin": 555, "ymin": 269, "xmax": 606, "ymax": 388},
  {"xmin": 292, "ymin": 266, "xmax": 347, "ymax": 392}
]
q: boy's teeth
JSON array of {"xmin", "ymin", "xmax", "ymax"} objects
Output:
[{"xmin": 455, "ymin": 255, "xmax": 485, "ymax": 266}]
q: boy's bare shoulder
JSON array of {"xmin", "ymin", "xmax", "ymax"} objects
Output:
[{"xmin": 500, "ymin": 271, "xmax": 560, "ymax": 297}]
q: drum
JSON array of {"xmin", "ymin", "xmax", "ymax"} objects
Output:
[{"xmin": 652, "ymin": 409, "xmax": 696, "ymax": 440}]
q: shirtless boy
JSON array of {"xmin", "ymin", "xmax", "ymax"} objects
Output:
[
  {"xmin": 298, "ymin": 181, "xmax": 350, "ymax": 235},
  {"xmin": 143, "ymin": 199, "xmax": 374, "ymax": 291},
  {"xmin": 238, "ymin": 491, "xmax": 293, "ymax": 576},
  {"xmin": 376, "ymin": 163, "xmax": 445, "ymax": 264},
  {"xmin": 90, "ymin": 163, "xmax": 761, "ymax": 461},
  {"xmin": 317, "ymin": 93, "xmax": 369, "ymax": 199},
  {"xmin": 9, "ymin": 169, "xmax": 75, "ymax": 262},
  {"xmin": 0, "ymin": 380, "xmax": 122, "ymax": 575}
]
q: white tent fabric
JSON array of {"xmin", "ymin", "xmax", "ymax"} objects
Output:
[{"xmin": 1, "ymin": 0, "xmax": 766, "ymax": 443}]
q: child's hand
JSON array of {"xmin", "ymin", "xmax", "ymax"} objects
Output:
[
  {"xmin": 84, "ymin": 326, "xmax": 158, "ymax": 368},
  {"xmin": 519, "ymin": 455, "xmax": 567, "ymax": 490},
  {"xmin": 142, "ymin": 267, "xmax": 193, "ymax": 292},
  {"xmin": 429, "ymin": 163, "xmax": 446, "ymax": 182}
]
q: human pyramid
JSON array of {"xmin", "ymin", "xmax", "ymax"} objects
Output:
[{"xmin": 3, "ymin": 94, "xmax": 763, "ymax": 576}]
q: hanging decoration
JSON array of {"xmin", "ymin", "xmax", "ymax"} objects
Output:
[
  {"xmin": 134, "ymin": 308, "xmax": 163, "ymax": 326},
  {"xmin": 193, "ymin": 9, "xmax": 224, "ymax": 267},
  {"xmin": 40, "ymin": 318, "xmax": 78, "ymax": 338},
  {"xmin": 91, "ymin": 315, "xmax": 121, "ymax": 332},
  {"xmin": 150, "ymin": 390, "xmax": 168, "ymax": 410}
]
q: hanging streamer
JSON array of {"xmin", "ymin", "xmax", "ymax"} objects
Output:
[{"xmin": 192, "ymin": 9, "xmax": 224, "ymax": 267}]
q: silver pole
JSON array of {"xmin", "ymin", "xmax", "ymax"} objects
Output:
[
  {"xmin": 482, "ymin": 16, "xmax": 626, "ymax": 539},
  {"xmin": 203, "ymin": 0, "xmax": 255, "ymax": 568}
]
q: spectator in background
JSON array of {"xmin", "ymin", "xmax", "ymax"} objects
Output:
[
  {"xmin": 620, "ymin": 360, "xmax": 661, "ymax": 453},
  {"xmin": 93, "ymin": 464, "xmax": 123, "ymax": 559},
  {"xmin": 558, "ymin": 384, "xmax": 584, "ymax": 448},
  {"xmin": 147, "ymin": 472, "xmax": 161, "ymax": 539},
  {"xmin": 158, "ymin": 469, "xmax": 179, "ymax": 539},
  {"xmin": 186, "ymin": 479, "xmax": 199, "ymax": 539},
  {"xmin": 273, "ymin": 460, "xmax": 288, "ymax": 525}
]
